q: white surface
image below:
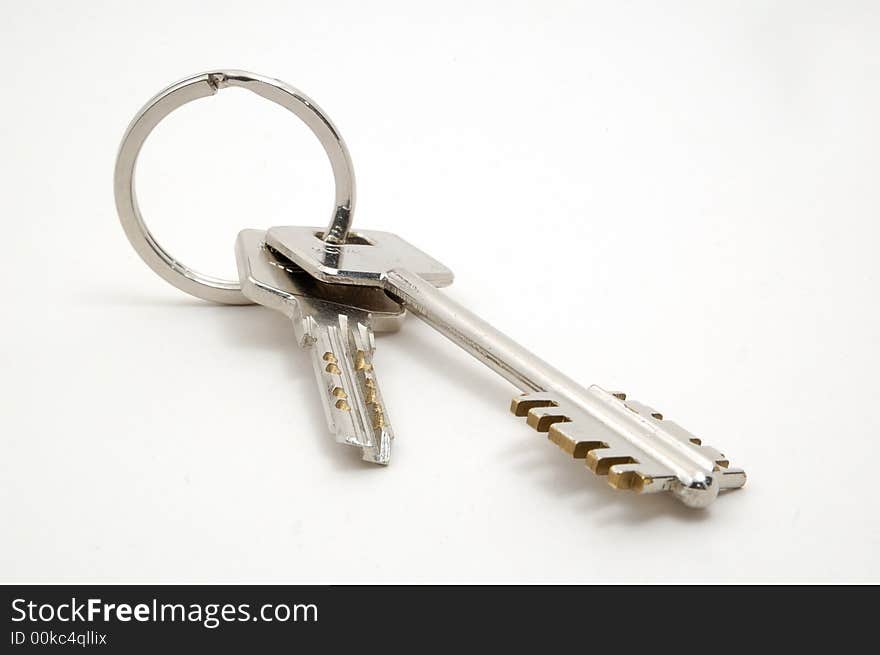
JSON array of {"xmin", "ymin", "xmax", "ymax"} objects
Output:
[{"xmin": 2, "ymin": 1, "xmax": 879, "ymax": 583}]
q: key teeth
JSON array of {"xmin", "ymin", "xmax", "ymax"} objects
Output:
[
  {"xmin": 606, "ymin": 463, "xmax": 679, "ymax": 493},
  {"xmin": 718, "ymin": 467, "xmax": 747, "ymax": 490},
  {"xmin": 510, "ymin": 390, "xmax": 746, "ymax": 505},
  {"xmin": 586, "ymin": 448, "xmax": 638, "ymax": 475},
  {"xmin": 607, "ymin": 463, "xmax": 650, "ymax": 492},
  {"xmin": 613, "ymin": 394, "xmax": 736, "ymax": 465},
  {"xmin": 548, "ymin": 423, "xmax": 607, "ymax": 459},
  {"xmin": 310, "ymin": 316, "xmax": 395, "ymax": 465},
  {"xmin": 510, "ymin": 395, "xmax": 556, "ymax": 417},
  {"xmin": 526, "ymin": 410, "xmax": 570, "ymax": 432},
  {"xmin": 624, "ymin": 398, "xmax": 666, "ymax": 423}
]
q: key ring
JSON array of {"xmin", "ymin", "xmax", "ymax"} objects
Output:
[{"xmin": 114, "ymin": 70, "xmax": 356, "ymax": 304}]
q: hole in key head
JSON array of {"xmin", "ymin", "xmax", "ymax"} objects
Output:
[{"xmin": 314, "ymin": 231, "xmax": 374, "ymax": 245}]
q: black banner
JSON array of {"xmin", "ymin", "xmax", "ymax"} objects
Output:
[{"xmin": 1, "ymin": 585, "xmax": 875, "ymax": 651}]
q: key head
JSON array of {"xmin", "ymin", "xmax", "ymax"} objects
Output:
[
  {"xmin": 235, "ymin": 229, "xmax": 405, "ymax": 332},
  {"xmin": 265, "ymin": 226, "xmax": 454, "ymax": 288}
]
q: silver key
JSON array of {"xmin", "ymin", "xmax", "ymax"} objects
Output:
[
  {"xmin": 235, "ymin": 229, "xmax": 402, "ymax": 464},
  {"xmin": 266, "ymin": 226, "xmax": 746, "ymax": 507}
]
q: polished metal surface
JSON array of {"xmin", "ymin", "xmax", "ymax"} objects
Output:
[
  {"xmin": 114, "ymin": 70, "xmax": 356, "ymax": 304},
  {"xmin": 236, "ymin": 229, "xmax": 401, "ymax": 464},
  {"xmin": 114, "ymin": 70, "xmax": 745, "ymax": 506},
  {"xmin": 266, "ymin": 226, "xmax": 746, "ymax": 506},
  {"xmin": 266, "ymin": 226, "xmax": 454, "ymax": 288},
  {"xmin": 512, "ymin": 389, "xmax": 746, "ymax": 507}
]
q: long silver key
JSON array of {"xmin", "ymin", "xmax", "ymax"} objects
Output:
[
  {"xmin": 266, "ymin": 226, "xmax": 746, "ymax": 507},
  {"xmin": 235, "ymin": 229, "xmax": 402, "ymax": 464}
]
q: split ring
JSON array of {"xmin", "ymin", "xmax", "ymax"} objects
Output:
[{"xmin": 113, "ymin": 70, "xmax": 356, "ymax": 304}]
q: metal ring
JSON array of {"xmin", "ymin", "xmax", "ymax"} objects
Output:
[{"xmin": 114, "ymin": 70, "xmax": 356, "ymax": 304}]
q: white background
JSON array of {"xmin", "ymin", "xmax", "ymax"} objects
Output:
[{"xmin": 2, "ymin": 1, "xmax": 878, "ymax": 583}]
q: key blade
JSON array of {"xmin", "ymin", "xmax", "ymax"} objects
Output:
[
  {"xmin": 511, "ymin": 386, "xmax": 745, "ymax": 508},
  {"xmin": 308, "ymin": 312, "xmax": 393, "ymax": 464},
  {"xmin": 235, "ymin": 229, "xmax": 398, "ymax": 464}
]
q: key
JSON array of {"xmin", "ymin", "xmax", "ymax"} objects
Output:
[
  {"xmin": 265, "ymin": 226, "xmax": 747, "ymax": 507},
  {"xmin": 235, "ymin": 229, "xmax": 403, "ymax": 464}
]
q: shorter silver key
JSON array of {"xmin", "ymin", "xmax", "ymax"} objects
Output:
[{"xmin": 235, "ymin": 229, "xmax": 403, "ymax": 464}]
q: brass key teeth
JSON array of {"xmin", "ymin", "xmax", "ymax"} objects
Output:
[
  {"xmin": 511, "ymin": 387, "xmax": 746, "ymax": 507},
  {"xmin": 547, "ymin": 422, "xmax": 606, "ymax": 459},
  {"xmin": 510, "ymin": 396, "xmax": 556, "ymax": 417},
  {"xmin": 586, "ymin": 449, "xmax": 638, "ymax": 475},
  {"xmin": 606, "ymin": 464, "xmax": 651, "ymax": 491}
]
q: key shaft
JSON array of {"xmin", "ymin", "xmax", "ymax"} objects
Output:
[
  {"xmin": 236, "ymin": 229, "xmax": 400, "ymax": 464},
  {"xmin": 385, "ymin": 267, "xmax": 582, "ymax": 397}
]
